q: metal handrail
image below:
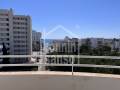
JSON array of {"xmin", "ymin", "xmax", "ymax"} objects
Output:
[
  {"xmin": 0, "ymin": 55, "xmax": 120, "ymax": 59},
  {"xmin": 0, "ymin": 55, "xmax": 120, "ymax": 73}
]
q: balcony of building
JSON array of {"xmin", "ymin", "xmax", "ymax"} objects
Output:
[{"xmin": 0, "ymin": 55, "xmax": 119, "ymax": 90}]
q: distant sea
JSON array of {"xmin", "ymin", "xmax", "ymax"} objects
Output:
[{"xmin": 41, "ymin": 39, "xmax": 54, "ymax": 46}]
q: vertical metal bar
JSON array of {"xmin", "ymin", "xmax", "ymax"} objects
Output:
[
  {"xmin": 38, "ymin": 55, "xmax": 41, "ymax": 71},
  {"xmin": 72, "ymin": 56, "xmax": 74, "ymax": 76}
]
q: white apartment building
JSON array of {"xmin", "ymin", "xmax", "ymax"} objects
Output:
[
  {"xmin": 52, "ymin": 37, "xmax": 80, "ymax": 54},
  {"xmin": 0, "ymin": 9, "xmax": 32, "ymax": 63}
]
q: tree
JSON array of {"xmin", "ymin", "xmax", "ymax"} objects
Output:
[
  {"xmin": 2, "ymin": 43, "xmax": 10, "ymax": 64},
  {"xmin": 97, "ymin": 45, "xmax": 111, "ymax": 56},
  {"xmin": 80, "ymin": 38, "xmax": 92, "ymax": 55}
]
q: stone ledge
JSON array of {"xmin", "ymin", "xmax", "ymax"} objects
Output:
[{"xmin": 0, "ymin": 71, "xmax": 119, "ymax": 79}]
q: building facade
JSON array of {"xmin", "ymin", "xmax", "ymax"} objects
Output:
[
  {"xmin": 81, "ymin": 38, "xmax": 120, "ymax": 52},
  {"xmin": 51, "ymin": 37, "xmax": 80, "ymax": 54},
  {"xmin": 0, "ymin": 9, "xmax": 32, "ymax": 63},
  {"xmin": 51, "ymin": 37, "xmax": 120, "ymax": 55},
  {"xmin": 32, "ymin": 30, "xmax": 42, "ymax": 51}
]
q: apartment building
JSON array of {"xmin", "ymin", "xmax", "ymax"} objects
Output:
[
  {"xmin": 81, "ymin": 38, "xmax": 120, "ymax": 52},
  {"xmin": 0, "ymin": 9, "xmax": 32, "ymax": 63},
  {"xmin": 32, "ymin": 30, "xmax": 42, "ymax": 51},
  {"xmin": 51, "ymin": 37, "xmax": 80, "ymax": 54},
  {"xmin": 81, "ymin": 38, "xmax": 105, "ymax": 48},
  {"xmin": 51, "ymin": 36, "xmax": 120, "ymax": 55}
]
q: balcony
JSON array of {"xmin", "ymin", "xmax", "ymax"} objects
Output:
[{"xmin": 0, "ymin": 55, "xmax": 119, "ymax": 90}]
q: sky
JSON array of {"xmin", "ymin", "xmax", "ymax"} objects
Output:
[{"xmin": 0, "ymin": 0, "xmax": 120, "ymax": 39}]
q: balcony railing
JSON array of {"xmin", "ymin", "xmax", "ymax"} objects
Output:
[{"xmin": 0, "ymin": 55, "xmax": 120, "ymax": 75}]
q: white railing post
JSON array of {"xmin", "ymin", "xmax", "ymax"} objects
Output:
[
  {"xmin": 72, "ymin": 56, "xmax": 74, "ymax": 76},
  {"xmin": 38, "ymin": 55, "xmax": 41, "ymax": 71}
]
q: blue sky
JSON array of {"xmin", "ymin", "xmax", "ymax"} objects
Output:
[{"xmin": 0, "ymin": 0, "xmax": 120, "ymax": 39}]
